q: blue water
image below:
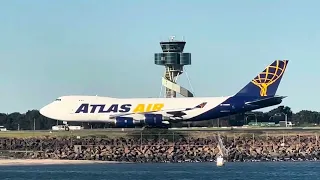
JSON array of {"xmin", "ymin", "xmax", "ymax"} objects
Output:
[{"xmin": 0, "ymin": 162, "xmax": 319, "ymax": 180}]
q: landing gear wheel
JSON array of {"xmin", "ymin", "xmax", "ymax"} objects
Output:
[{"xmin": 65, "ymin": 126, "xmax": 70, "ymax": 131}]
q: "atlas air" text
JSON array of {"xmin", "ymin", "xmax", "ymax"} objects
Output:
[{"xmin": 75, "ymin": 103, "xmax": 164, "ymax": 113}]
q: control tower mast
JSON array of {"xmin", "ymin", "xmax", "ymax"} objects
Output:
[{"xmin": 154, "ymin": 36, "xmax": 194, "ymax": 98}]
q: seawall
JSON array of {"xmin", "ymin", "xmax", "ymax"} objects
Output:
[{"xmin": 0, "ymin": 132, "xmax": 319, "ymax": 163}]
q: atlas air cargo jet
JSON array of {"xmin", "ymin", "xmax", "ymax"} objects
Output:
[{"xmin": 40, "ymin": 60, "xmax": 289, "ymax": 130}]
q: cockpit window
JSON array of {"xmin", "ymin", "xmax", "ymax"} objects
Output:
[{"xmin": 55, "ymin": 99, "xmax": 61, "ymax": 101}]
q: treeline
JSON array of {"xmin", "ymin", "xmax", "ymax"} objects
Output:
[
  {"xmin": 0, "ymin": 105, "xmax": 319, "ymax": 130},
  {"xmin": 190, "ymin": 106, "xmax": 318, "ymax": 127}
]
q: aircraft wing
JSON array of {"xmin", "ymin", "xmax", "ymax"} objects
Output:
[
  {"xmin": 245, "ymin": 96, "xmax": 286, "ymax": 106},
  {"xmin": 109, "ymin": 102, "xmax": 207, "ymax": 119}
]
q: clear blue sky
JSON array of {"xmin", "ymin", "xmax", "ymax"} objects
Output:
[{"xmin": 0, "ymin": 0, "xmax": 318, "ymax": 113}]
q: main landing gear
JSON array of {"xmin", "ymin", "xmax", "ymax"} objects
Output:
[{"xmin": 63, "ymin": 121, "xmax": 70, "ymax": 131}]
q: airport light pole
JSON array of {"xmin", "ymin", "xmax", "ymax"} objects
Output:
[
  {"xmin": 245, "ymin": 116, "xmax": 249, "ymax": 125},
  {"xmin": 269, "ymin": 116, "xmax": 273, "ymax": 121},
  {"xmin": 245, "ymin": 113, "xmax": 257, "ymax": 125},
  {"xmin": 275, "ymin": 113, "xmax": 288, "ymax": 127},
  {"xmin": 285, "ymin": 113, "xmax": 288, "ymax": 127}
]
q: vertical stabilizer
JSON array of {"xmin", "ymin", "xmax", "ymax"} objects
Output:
[{"xmin": 235, "ymin": 60, "xmax": 289, "ymax": 97}]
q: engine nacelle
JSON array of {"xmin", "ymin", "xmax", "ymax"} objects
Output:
[
  {"xmin": 114, "ymin": 117, "xmax": 136, "ymax": 128},
  {"xmin": 144, "ymin": 114, "xmax": 164, "ymax": 126}
]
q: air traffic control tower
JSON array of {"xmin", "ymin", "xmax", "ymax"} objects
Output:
[{"xmin": 154, "ymin": 36, "xmax": 194, "ymax": 98}]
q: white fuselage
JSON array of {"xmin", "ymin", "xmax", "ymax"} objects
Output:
[{"xmin": 40, "ymin": 95, "xmax": 231, "ymax": 122}]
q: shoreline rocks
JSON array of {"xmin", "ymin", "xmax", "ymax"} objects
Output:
[{"xmin": 0, "ymin": 134, "xmax": 319, "ymax": 163}]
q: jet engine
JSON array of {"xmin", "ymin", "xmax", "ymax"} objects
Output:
[
  {"xmin": 112, "ymin": 114, "xmax": 170, "ymax": 128},
  {"xmin": 143, "ymin": 114, "xmax": 165, "ymax": 126},
  {"xmin": 114, "ymin": 117, "xmax": 136, "ymax": 128}
]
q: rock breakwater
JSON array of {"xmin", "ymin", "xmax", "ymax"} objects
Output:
[{"xmin": 0, "ymin": 133, "xmax": 319, "ymax": 163}]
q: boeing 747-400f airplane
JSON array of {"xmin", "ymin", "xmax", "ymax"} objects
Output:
[{"xmin": 40, "ymin": 60, "xmax": 289, "ymax": 131}]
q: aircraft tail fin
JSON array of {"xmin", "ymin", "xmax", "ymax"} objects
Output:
[{"xmin": 235, "ymin": 60, "xmax": 289, "ymax": 97}]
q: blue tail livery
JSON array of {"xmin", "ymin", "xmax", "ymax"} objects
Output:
[{"xmin": 236, "ymin": 60, "xmax": 288, "ymax": 97}]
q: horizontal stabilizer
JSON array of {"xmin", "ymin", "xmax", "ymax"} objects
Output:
[{"xmin": 245, "ymin": 96, "xmax": 286, "ymax": 106}]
